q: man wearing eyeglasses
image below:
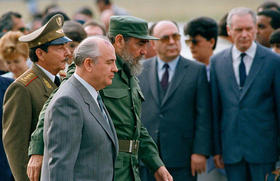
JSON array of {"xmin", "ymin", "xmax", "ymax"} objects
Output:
[
  {"xmin": 0, "ymin": 11, "xmax": 29, "ymax": 35},
  {"xmin": 138, "ymin": 20, "xmax": 211, "ymax": 181}
]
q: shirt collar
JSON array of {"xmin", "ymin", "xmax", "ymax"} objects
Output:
[
  {"xmin": 157, "ymin": 56, "xmax": 180, "ymax": 72},
  {"xmin": 74, "ymin": 73, "xmax": 98, "ymax": 101},
  {"xmin": 232, "ymin": 41, "xmax": 257, "ymax": 60},
  {"xmin": 36, "ymin": 63, "xmax": 55, "ymax": 82}
]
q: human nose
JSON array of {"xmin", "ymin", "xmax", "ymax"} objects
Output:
[
  {"xmin": 140, "ymin": 44, "xmax": 148, "ymax": 55},
  {"xmin": 112, "ymin": 61, "xmax": 118, "ymax": 73},
  {"xmin": 64, "ymin": 46, "xmax": 71, "ymax": 57},
  {"xmin": 9, "ymin": 63, "xmax": 16, "ymax": 72}
]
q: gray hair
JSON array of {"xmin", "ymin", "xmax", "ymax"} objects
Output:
[
  {"xmin": 73, "ymin": 35, "xmax": 109, "ymax": 66},
  {"xmin": 227, "ymin": 7, "xmax": 256, "ymax": 28}
]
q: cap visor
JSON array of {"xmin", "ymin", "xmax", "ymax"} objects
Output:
[
  {"xmin": 131, "ymin": 34, "xmax": 159, "ymax": 40},
  {"xmin": 49, "ymin": 36, "xmax": 72, "ymax": 45}
]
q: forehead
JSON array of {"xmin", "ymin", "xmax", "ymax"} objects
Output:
[
  {"xmin": 257, "ymin": 15, "xmax": 271, "ymax": 23},
  {"xmin": 153, "ymin": 22, "xmax": 179, "ymax": 37},
  {"xmin": 230, "ymin": 14, "xmax": 255, "ymax": 28},
  {"xmin": 99, "ymin": 40, "xmax": 115, "ymax": 57}
]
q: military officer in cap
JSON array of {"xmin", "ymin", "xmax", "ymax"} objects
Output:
[
  {"xmin": 28, "ymin": 15, "xmax": 173, "ymax": 181},
  {"xmin": 2, "ymin": 14, "xmax": 71, "ymax": 181}
]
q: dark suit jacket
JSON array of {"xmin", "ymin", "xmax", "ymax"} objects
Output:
[
  {"xmin": 41, "ymin": 76, "xmax": 118, "ymax": 181},
  {"xmin": 138, "ymin": 56, "xmax": 212, "ymax": 168},
  {"xmin": 0, "ymin": 76, "xmax": 13, "ymax": 180},
  {"xmin": 210, "ymin": 44, "xmax": 280, "ymax": 164}
]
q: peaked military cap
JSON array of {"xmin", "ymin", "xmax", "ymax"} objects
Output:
[
  {"xmin": 109, "ymin": 16, "xmax": 158, "ymax": 40},
  {"xmin": 19, "ymin": 14, "xmax": 71, "ymax": 48}
]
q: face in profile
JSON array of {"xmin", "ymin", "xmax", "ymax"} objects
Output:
[
  {"xmin": 91, "ymin": 40, "xmax": 118, "ymax": 90},
  {"xmin": 40, "ymin": 44, "xmax": 71, "ymax": 75},
  {"xmin": 186, "ymin": 35, "xmax": 214, "ymax": 64}
]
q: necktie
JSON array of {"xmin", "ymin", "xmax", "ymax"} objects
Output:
[
  {"xmin": 239, "ymin": 53, "xmax": 246, "ymax": 88},
  {"xmin": 97, "ymin": 94, "xmax": 110, "ymax": 126},
  {"xmin": 54, "ymin": 76, "xmax": 61, "ymax": 87},
  {"xmin": 160, "ymin": 63, "xmax": 169, "ymax": 91}
]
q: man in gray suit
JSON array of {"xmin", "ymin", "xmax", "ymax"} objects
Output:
[
  {"xmin": 138, "ymin": 20, "xmax": 211, "ymax": 181},
  {"xmin": 41, "ymin": 36, "xmax": 119, "ymax": 181},
  {"xmin": 211, "ymin": 7, "xmax": 280, "ymax": 181}
]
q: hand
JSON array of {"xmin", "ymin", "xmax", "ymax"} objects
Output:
[
  {"xmin": 154, "ymin": 166, "xmax": 173, "ymax": 181},
  {"xmin": 27, "ymin": 155, "xmax": 43, "ymax": 181},
  {"xmin": 213, "ymin": 154, "xmax": 224, "ymax": 169},
  {"xmin": 191, "ymin": 153, "xmax": 207, "ymax": 176}
]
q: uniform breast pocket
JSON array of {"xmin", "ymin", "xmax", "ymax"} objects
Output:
[
  {"xmin": 101, "ymin": 88, "xmax": 130, "ymax": 110},
  {"xmin": 102, "ymin": 88, "xmax": 128, "ymax": 99}
]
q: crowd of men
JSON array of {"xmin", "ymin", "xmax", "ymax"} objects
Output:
[{"xmin": 0, "ymin": 0, "xmax": 280, "ymax": 181}]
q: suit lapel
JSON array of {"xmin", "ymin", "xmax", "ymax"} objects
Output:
[
  {"xmin": 161, "ymin": 56, "xmax": 188, "ymax": 107},
  {"xmin": 71, "ymin": 77, "xmax": 117, "ymax": 148},
  {"xmin": 239, "ymin": 45, "xmax": 264, "ymax": 101},
  {"xmin": 223, "ymin": 48, "xmax": 240, "ymax": 98},
  {"xmin": 149, "ymin": 57, "xmax": 160, "ymax": 106}
]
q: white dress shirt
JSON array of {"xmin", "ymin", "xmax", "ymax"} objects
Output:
[
  {"xmin": 36, "ymin": 64, "xmax": 56, "ymax": 83},
  {"xmin": 157, "ymin": 56, "xmax": 180, "ymax": 82},
  {"xmin": 232, "ymin": 42, "xmax": 257, "ymax": 86},
  {"xmin": 74, "ymin": 73, "xmax": 99, "ymax": 106}
]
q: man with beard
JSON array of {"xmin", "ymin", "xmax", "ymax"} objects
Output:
[{"xmin": 27, "ymin": 15, "xmax": 172, "ymax": 181}]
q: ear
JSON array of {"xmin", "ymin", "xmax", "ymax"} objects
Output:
[
  {"xmin": 83, "ymin": 57, "xmax": 94, "ymax": 72},
  {"xmin": 114, "ymin": 34, "xmax": 125, "ymax": 49},
  {"xmin": 209, "ymin": 38, "xmax": 215, "ymax": 49},
  {"xmin": 226, "ymin": 25, "xmax": 231, "ymax": 37},
  {"xmin": 35, "ymin": 48, "xmax": 45, "ymax": 61}
]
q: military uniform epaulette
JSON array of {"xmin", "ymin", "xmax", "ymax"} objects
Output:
[{"xmin": 18, "ymin": 71, "xmax": 38, "ymax": 87}]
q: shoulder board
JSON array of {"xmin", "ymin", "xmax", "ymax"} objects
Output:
[{"xmin": 18, "ymin": 72, "xmax": 38, "ymax": 87}]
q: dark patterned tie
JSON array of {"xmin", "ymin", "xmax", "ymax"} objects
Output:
[
  {"xmin": 160, "ymin": 63, "xmax": 169, "ymax": 91},
  {"xmin": 97, "ymin": 94, "xmax": 110, "ymax": 126},
  {"xmin": 54, "ymin": 76, "xmax": 61, "ymax": 87},
  {"xmin": 239, "ymin": 53, "xmax": 247, "ymax": 88}
]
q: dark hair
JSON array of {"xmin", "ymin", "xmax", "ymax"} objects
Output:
[
  {"xmin": 257, "ymin": 9, "xmax": 280, "ymax": 29},
  {"xmin": 0, "ymin": 11, "xmax": 22, "ymax": 32},
  {"xmin": 29, "ymin": 43, "xmax": 50, "ymax": 62},
  {"xmin": 108, "ymin": 35, "xmax": 130, "ymax": 44},
  {"xmin": 76, "ymin": 7, "xmax": 94, "ymax": 18},
  {"xmin": 41, "ymin": 11, "xmax": 70, "ymax": 25},
  {"xmin": 96, "ymin": 0, "xmax": 111, "ymax": 5},
  {"xmin": 218, "ymin": 13, "xmax": 228, "ymax": 36},
  {"xmin": 43, "ymin": 3, "xmax": 60, "ymax": 16},
  {"xmin": 184, "ymin": 16, "xmax": 218, "ymax": 49},
  {"xmin": 63, "ymin": 20, "xmax": 87, "ymax": 43},
  {"xmin": 148, "ymin": 22, "xmax": 157, "ymax": 35},
  {"xmin": 257, "ymin": 1, "xmax": 280, "ymax": 12},
  {"xmin": 270, "ymin": 29, "xmax": 280, "ymax": 44}
]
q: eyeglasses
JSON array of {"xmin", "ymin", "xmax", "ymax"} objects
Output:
[
  {"xmin": 185, "ymin": 39, "xmax": 199, "ymax": 46},
  {"xmin": 159, "ymin": 33, "xmax": 181, "ymax": 43},
  {"xmin": 272, "ymin": 43, "xmax": 280, "ymax": 48}
]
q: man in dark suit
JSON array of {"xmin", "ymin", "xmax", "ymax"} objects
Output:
[
  {"xmin": 41, "ymin": 36, "xmax": 119, "ymax": 181},
  {"xmin": 139, "ymin": 20, "xmax": 211, "ymax": 181},
  {"xmin": 211, "ymin": 7, "xmax": 280, "ymax": 181},
  {"xmin": 0, "ymin": 76, "xmax": 13, "ymax": 181}
]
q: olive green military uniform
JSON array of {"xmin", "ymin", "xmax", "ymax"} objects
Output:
[
  {"xmin": 100, "ymin": 56, "xmax": 163, "ymax": 181},
  {"xmin": 2, "ymin": 64, "xmax": 57, "ymax": 181},
  {"xmin": 29, "ymin": 57, "xmax": 164, "ymax": 180}
]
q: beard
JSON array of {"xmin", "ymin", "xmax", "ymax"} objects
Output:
[{"xmin": 120, "ymin": 46, "xmax": 143, "ymax": 76}]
